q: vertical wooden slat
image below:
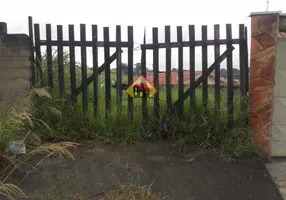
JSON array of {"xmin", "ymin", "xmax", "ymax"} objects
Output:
[
  {"xmin": 245, "ymin": 26, "xmax": 249, "ymax": 125},
  {"xmin": 177, "ymin": 26, "xmax": 184, "ymax": 118},
  {"xmin": 165, "ymin": 26, "xmax": 172, "ymax": 109},
  {"xmin": 214, "ymin": 24, "xmax": 220, "ymax": 115},
  {"xmin": 189, "ymin": 25, "xmax": 196, "ymax": 112},
  {"xmin": 116, "ymin": 25, "xmax": 122, "ymax": 109},
  {"xmin": 104, "ymin": 27, "xmax": 111, "ymax": 118},
  {"xmin": 245, "ymin": 27, "xmax": 249, "ymax": 94},
  {"xmin": 80, "ymin": 24, "xmax": 88, "ymax": 112},
  {"xmin": 201, "ymin": 25, "xmax": 208, "ymax": 113},
  {"xmin": 153, "ymin": 27, "xmax": 160, "ymax": 119},
  {"xmin": 239, "ymin": 24, "xmax": 246, "ymax": 98},
  {"xmin": 92, "ymin": 25, "xmax": 99, "ymax": 118},
  {"xmin": 127, "ymin": 26, "xmax": 134, "ymax": 121},
  {"xmin": 57, "ymin": 25, "xmax": 64, "ymax": 97},
  {"xmin": 46, "ymin": 24, "xmax": 53, "ymax": 88},
  {"xmin": 28, "ymin": 16, "xmax": 36, "ymax": 87},
  {"xmin": 226, "ymin": 24, "xmax": 234, "ymax": 128},
  {"xmin": 69, "ymin": 25, "xmax": 76, "ymax": 103},
  {"xmin": 34, "ymin": 24, "xmax": 43, "ymax": 87},
  {"xmin": 141, "ymin": 29, "xmax": 148, "ymax": 119}
]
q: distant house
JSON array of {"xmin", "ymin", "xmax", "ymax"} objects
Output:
[{"xmin": 146, "ymin": 71, "xmax": 227, "ymax": 88}]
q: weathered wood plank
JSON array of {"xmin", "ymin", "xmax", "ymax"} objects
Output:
[
  {"xmin": 165, "ymin": 26, "xmax": 172, "ymax": 109},
  {"xmin": 189, "ymin": 25, "xmax": 196, "ymax": 112},
  {"xmin": 69, "ymin": 25, "xmax": 76, "ymax": 103},
  {"xmin": 116, "ymin": 25, "xmax": 122, "ymax": 109},
  {"xmin": 39, "ymin": 40, "xmax": 129, "ymax": 47},
  {"xmin": 245, "ymin": 27, "xmax": 249, "ymax": 94},
  {"xmin": 202, "ymin": 25, "xmax": 208, "ymax": 113},
  {"xmin": 141, "ymin": 29, "xmax": 148, "ymax": 119},
  {"xmin": 177, "ymin": 26, "xmax": 184, "ymax": 117},
  {"xmin": 141, "ymin": 39, "xmax": 240, "ymax": 49},
  {"xmin": 153, "ymin": 27, "xmax": 160, "ymax": 119},
  {"xmin": 92, "ymin": 25, "xmax": 99, "ymax": 118},
  {"xmin": 128, "ymin": 26, "xmax": 134, "ymax": 121},
  {"xmin": 214, "ymin": 24, "xmax": 220, "ymax": 115},
  {"xmin": 226, "ymin": 24, "xmax": 234, "ymax": 128},
  {"xmin": 34, "ymin": 24, "xmax": 43, "ymax": 87},
  {"xmin": 28, "ymin": 16, "xmax": 36, "ymax": 87},
  {"xmin": 80, "ymin": 24, "xmax": 88, "ymax": 112},
  {"xmin": 46, "ymin": 24, "xmax": 53, "ymax": 88},
  {"xmin": 57, "ymin": 25, "xmax": 64, "ymax": 97},
  {"xmin": 104, "ymin": 27, "xmax": 111, "ymax": 118},
  {"xmin": 239, "ymin": 24, "xmax": 246, "ymax": 97}
]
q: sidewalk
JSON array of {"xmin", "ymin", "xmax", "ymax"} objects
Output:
[
  {"xmin": 266, "ymin": 159, "xmax": 286, "ymax": 200},
  {"xmin": 10, "ymin": 142, "xmax": 284, "ymax": 200}
]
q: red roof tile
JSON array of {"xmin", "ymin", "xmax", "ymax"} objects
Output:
[{"xmin": 146, "ymin": 71, "xmax": 202, "ymax": 85}]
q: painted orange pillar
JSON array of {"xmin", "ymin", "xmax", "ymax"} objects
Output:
[{"xmin": 249, "ymin": 11, "xmax": 281, "ymax": 161}]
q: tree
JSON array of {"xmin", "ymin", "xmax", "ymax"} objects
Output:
[
  {"xmin": 134, "ymin": 63, "xmax": 141, "ymax": 75},
  {"xmin": 171, "ymin": 68, "xmax": 178, "ymax": 72},
  {"xmin": 121, "ymin": 63, "xmax": 128, "ymax": 74}
]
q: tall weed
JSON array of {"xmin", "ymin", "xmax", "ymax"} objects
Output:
[{"xmin": 0, "ymin": 88, "xmax": 78, "ymax": 199}]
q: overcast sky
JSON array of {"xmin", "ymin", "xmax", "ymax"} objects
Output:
[{"xmin": 1, "ymin": 0, "xmax": 285, "ymax": 71}]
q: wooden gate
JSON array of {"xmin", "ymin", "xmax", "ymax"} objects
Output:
[
  {"xmin": 141, "ymin": 25, "xmax": 248, "ymax": 127},
  {"xmin": 28, "ymin": 16, "xmax": 249, "ymax": 128}
]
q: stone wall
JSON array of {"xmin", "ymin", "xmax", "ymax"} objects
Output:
[
  {"xmin": 249, "ymin": 11, "xmax": 286, "ymax": 160},
  {"xmin": 0, "ymin": 23, "xmax": 31, "ymax": 106},
  {"xmin": 249, "ymin": 12, "xmax": 280, "ymax": 161}
]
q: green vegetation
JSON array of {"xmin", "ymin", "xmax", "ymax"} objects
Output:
[
  {"xmin": 0, "ymin": 87, "xmax": 78, "ymax": 199},
  {"xmin": 35, "ymin": 51, "xmax": 256, "ymax": 160},
  {"xmin": 0, "ymin": 51, "xmax": 255, "ymax": 199}
]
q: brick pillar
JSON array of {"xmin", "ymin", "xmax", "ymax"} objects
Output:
[
  {"xmin": 249, "ymin": 11, "xmax": 281, "ymax": 161},
  {"xmin": 0, "ymin": 22, "xmax": 31, "ymax": 107}
]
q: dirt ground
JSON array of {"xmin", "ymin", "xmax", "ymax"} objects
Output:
[{"xmin": 7, "ymin": 142, "xmax": 283, "ymax": 200}]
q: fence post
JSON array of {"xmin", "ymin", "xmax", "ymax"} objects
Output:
[{"xmin": 249, "ymin": 11, "xmax": 281, "ymax": 161}]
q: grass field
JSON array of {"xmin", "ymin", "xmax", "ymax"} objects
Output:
[{"xmin": 32, "ymin": 52, "xmax": 254, "ymax": 159}]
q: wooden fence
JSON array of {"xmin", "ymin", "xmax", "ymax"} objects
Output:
[{"xmin": 28, "ymin": 16, "xmax": 249, "ymax": 127}]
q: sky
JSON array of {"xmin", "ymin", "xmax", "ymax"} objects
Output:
[{"xmin": 1, "ymin": 0, "xmax": 285, "ymax": 71}]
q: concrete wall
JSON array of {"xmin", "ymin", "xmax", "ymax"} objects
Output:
[
  {"xmin": 271, "ymin": 39, "xmax": 286, "ymax": 156},
  {"xmin": 0, "ymin": 24, "xmax": 31, "ymax": 106}
]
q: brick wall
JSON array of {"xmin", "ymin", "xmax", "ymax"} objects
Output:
[{"xmin": 0, "ymin": 23, "xmax": 31, "ymax": 106}]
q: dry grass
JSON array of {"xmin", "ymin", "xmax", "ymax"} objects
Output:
[
  {"xmin": 82, "ymin": 184, "xmax": 159, "ymax": 200},
  {"xmin": 0, "ymin": 88, "xmax": 79, "ymax": 200},
  {"xmin": 1, "ymin": 142, "xmax": 79, "ymax": 184},
  {"xmin": 0, "ymin": 181, "xmax": 26, "ymax": 199}
]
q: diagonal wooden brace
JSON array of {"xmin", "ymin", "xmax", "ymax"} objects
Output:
[
  {"xmin": 74, "ymin": 49, "xmax": 123, "ymax": 97},
  {"xmin": 166, "ymin": 45, "xmax": 235, "ymax": 117}
]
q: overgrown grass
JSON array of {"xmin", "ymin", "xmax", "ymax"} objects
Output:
[
  {"xmin": 32, "ymin": 51, "xmax": 257, "ymax": 161},
  {"xmin": 0, "ymin": 88, "xmax": 79, "ymax": 199},
  {"xmin": 0, "ymin": 50, "xmax": 256, "ymax": 199}
]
